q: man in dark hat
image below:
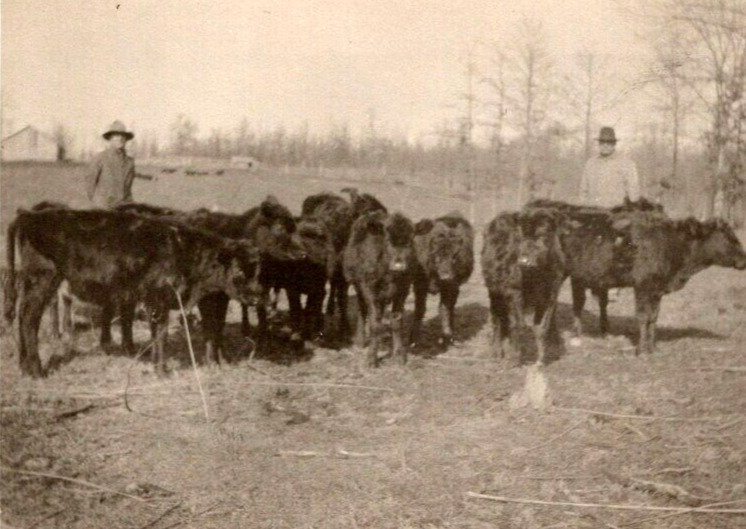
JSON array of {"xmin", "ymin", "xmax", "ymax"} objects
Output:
[
  {"xmin": 86, "ymin": 120, "xmax": 136, "ymax": 208},
  {"xmin": 579, "ymin": 126, "xmax": 640, "ymax": 208}
]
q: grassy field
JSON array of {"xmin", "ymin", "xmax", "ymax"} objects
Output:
[{"xmin": 1, "ymin": 162, "xmax": 745, "ymax": 528}]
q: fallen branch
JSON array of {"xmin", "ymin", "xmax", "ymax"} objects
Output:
[
  {"xmin": 465, "ymin": 491, "xmax": 746, "ymax": 513},
  {"xmin": 26, "ymin": 508, "xmax": 64, "ymax": 529},
  {"xmin": 689, "ymin": 366, "xmax": 746, "ymax": 373},
  {"xmin": 647, "ymin": 467, "xmax": 694, "ymax": 476},
  {"xmin": 138, "ymin": 502, "xmax": 182, "ymax": 529},
  {"xmin": 515, "ymin": 419, "xmax": 586, "ymax": 452},
  {"xmin": 619, "ymin": 499, "xmax": 746, "ymax": 527},
  {"xmin": 275, "ymin": 448, "xmax": 378, "ymax": 459},
  {"xmin": 276, "ymin": 450, "xmax": 320, "ymax": 458},
  {"xmin": 555, "ymin": 406, "xmax": 732, "ymax": 423},
  {"xmin": 244, "ymin": 381, "xmax": 394, "ymax": 392},
  {"xmin": 173, "ymin": 288, "xmax": 209, "ymax": 420},
  {"xmin": 0, "ymin": 466, "xmax": 147, "ymax": 503},
  {"xmin": 54, "ymin": 404, "xmax": 96, "ymax": 421},
  {"xmin": 514, "ymin": 475, "xmax": 595, "ymax": 481},
  {"xmin": 336, "ymin": 448, "xmax": 377, "ymax": 459},
  {"xmin": 603, "ymin": 471, "xmax": 712, "ymax": 507}
]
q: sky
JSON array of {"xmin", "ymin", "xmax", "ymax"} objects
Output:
[{"xmin": 1, "ymin": 0, "xmax": 649, "ymax": 154}]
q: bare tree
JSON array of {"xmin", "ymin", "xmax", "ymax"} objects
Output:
[
  {"xmin": 509, "ymin": 17, "xmax": 554, "ymax": 203},
  {"xmin": 641, "ymin": 0, "xmax": 746, "ymax": 220},
  {"xmin": 481, "ymin": 45, "xmax": 509, "ymax": 167},
  {"xmin": 169, "ymin": 114, "xmax": 199, "ymax": 156}
]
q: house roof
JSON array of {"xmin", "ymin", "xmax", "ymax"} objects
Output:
[{"xmin": 1, "ymin": 125, "xmax": 56, "ymax": 144}]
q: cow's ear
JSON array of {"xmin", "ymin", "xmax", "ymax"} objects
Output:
[{"xmin": 414, "ymin": 219, "xmax": 434, "ymax": 235}]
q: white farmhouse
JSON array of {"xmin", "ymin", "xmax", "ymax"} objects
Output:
[{"xmin": 1, "ymin": 126, "xmax": 61, "ymax": 161}]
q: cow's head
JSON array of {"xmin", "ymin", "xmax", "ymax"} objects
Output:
[
  {"xmin": 416, "ymin": 213, "xmax": 474, "ymax": 287},
  {"xmin": 218, "ymin": 240, "xmax": 263, "ymax": 305},
  {"xmin": 385, "ymin": 212, "xmax": 415, "ymax": 275},
  {"xmin": 295, "ymin": 216, "xmax": 334, "ymax": 272},
  {"xmin": 517, "ymin": 209, "xmax": 561, "ymax": 270},
  {"xmin": 692, "ymin": 218, "xmax": 746, "ymax": 270},
  {"xmin": 254, "ymin": 196, "xmax": 306, "ymax": 261}
]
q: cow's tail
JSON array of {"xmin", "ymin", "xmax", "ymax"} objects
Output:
[{"xmin": 4, "ymin": 218, "xmax": 19, "ymax": 323}]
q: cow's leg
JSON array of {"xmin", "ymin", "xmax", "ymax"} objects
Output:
[
  {"xmin": 571, "ymin": 278, "xmax": 586, "ymax": 336},
  {"xmin": 286, "ymin": 288, "xmax": 304, "ymax": 353},
  {"xmin": 326, "ymin": 278, "xmax": 337, "ymax": 317},
  {"xmin": 634, "ymin": 290, "xmax": 651, "ymax": 356},
  {"xmin": 149, "ymin": 307, "xmax": 169, "ymax": 374},
  {"xmin": 240, "ymin": 303, "xmax": 251, "ymax": 336},
  {"xmin": 49, "ymin": 289, "xmax": 61, "ymax": 339},
  {"xmin": 488, "ymin": 291, "xmax": 503, "ymax": 357},
  {"xmin": 533, "ymin": 299, "xmax": 556, "ymax": 366},
  {"xmin": 18, "ymin": 272, "xmax": 61, "ymax": 377},
  {"xmin": 304, "ymin": 286, "xmax": 325, "ymax": 342},
  {"xmin": 489, "ymin": 291, "xmax": 514, "ymax": 360},
  {"xmin": 647, "ymin": 295, "xmax": 662, "ymax": 354},
  {"xmin": 352, "ymin": 284, "xmax": 368, "ymax": 348},
  {"xmin": 255, "ymin": 290, "xmax": 271, "ymax": 355},
  {"xmin": 198, "ymin": 292, "xmax": 229, "ymax": 365},
  {"xmin": 61, "ymin": 289, "xmax": 73, "ymax": 347},
  {"xmin": 408, "ymin": 275, "xmax": 428, "ymax": 347},
  {"xmin": 119, "ymin": 299, "xmax": 136, "ymax": 356},
  {"xmin": 439, "ymin": 283, "xmax": 459, "ymax": 347},
  {"xmin": 595, "ymin": 288, "xmax": 609, "ymax": 336},
  {"xmin": 100, "ymin": 301, "xmax": 115, "ymax": 351},
  {"xmin": 335, "ymin": 272, "xmax": 351, "ymax": 341},
  {"xmin": 358, "ymin": 283, "xmax": 379, "ymax": 368},
  {"xmin": 391, "ymin": 289, "xmax": 409, "ymax": 365}
]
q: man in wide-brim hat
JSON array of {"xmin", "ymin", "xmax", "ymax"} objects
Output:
[
  {"xmin": 579, "ymin": 126, "xmax": 641, "ymax": 208},
  {"xmin": 86, "ymin": 120, "xmax": 137, "ymax": 208}
]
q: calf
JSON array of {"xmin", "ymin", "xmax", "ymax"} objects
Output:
[
  {"xmin": 343, "ymin": 211, "xmax": 415, "ymax": 367},
  {"xmin": 525, "ymin": 198, "xmax": 666, "ymax": 336},
  {"xmin": 286, "ymin": 215, "xmax": 335, "ymax": 343},
  {"xmin": 118, "ymin": 197, "xmax": 305, "ymax": 359},
  {"xmin": 301, "ymin": 188, "xmax": 387, "ymax": 342},
  {"xmin": 481, "ymin": 208, "xmax": 566, "ymax": 365},
  {"xmin": 561, "ymin": 214, "xmax": 746, "ymax": 354},
  {"xmin": 409, "ymin": 212, "xmax": 474, "ymax": 348},
  {"xmin": 4, "ymin": 208, "xmax": 260, "ymax": 377}
]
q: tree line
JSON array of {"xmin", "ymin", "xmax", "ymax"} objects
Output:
[{"xmin": 50, "ymin": 0, "xmax": 744, "ymax": 225}]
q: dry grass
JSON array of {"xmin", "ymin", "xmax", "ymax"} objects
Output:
[{"xmin": 1, "ymin": 162, "xmax": 745, "ymax": 528}]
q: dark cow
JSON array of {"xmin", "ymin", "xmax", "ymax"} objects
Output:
[
  {"xmin": 481, "ymin": 208, "xmax": 566, "ymax": 365},
  {"xmin": 525, "ymin": 198, "xmax": 666, "ymax": 336},
  {"xmin": 287, "ymin": 215, "xmax": 335, "ymax": 342},
  {"xmin": 558, "ymin": 213, "xmax": 746, "ymax": 354},
  {"xmin": 301, "ymin": 188, "xmax": 387, "ymax": 342},
  {"xmin": 4, "ymin": 208, "xmax": 261, "ymax": 377},
  {"xmin": 343, "ymin": 211, "xmax": 415, "ymax": 367},
  {"xmin": 117, "ymin": 196, "xmax": 305, "ymax": 359},
  {"xmin": 409, "ymin": 211, "xmax": 474, "ymax": 348}
]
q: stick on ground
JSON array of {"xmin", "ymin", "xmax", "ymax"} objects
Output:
[
  {"xmin": 0, "ymin": 466, "xmax": 147, "ymax": 503},
  {"xmin": 465, "ymin": 492, "xmax": 746, "ymax": 513}
]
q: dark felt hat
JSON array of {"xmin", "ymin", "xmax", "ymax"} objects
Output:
[
  {"xmin": 102, "ymin": 120, "xmax": 134, "ymax": 140},
  {"xmin": 596, "ymin": 126, "xmax": 617, "ymax": 143}
]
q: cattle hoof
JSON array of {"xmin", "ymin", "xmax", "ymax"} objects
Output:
[{"xmin": 568, "ymin": 336, "xmax": 582, "ymax": 347}]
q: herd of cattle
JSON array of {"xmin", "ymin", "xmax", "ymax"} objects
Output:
[{"xmin": 3, "ymin": 187, "xmax": 745, "ymax": 378}]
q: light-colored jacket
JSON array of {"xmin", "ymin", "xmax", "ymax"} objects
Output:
[
  {"xmin": 579, "ymin": 152, "xmax": 640, "ymax": 208},
  {"xmin": 86, "ymin": 148, "xmax": 135, "ymax": 208}
]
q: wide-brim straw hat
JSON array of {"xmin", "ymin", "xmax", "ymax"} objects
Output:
[{"xmin": 102, "ymin": 120, "xmax": 134, "ymax": 140}]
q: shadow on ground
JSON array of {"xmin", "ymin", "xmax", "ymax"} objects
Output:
[
  {"xmin": 554, "ymin": 301, "xmax": 724, "ymax": 342},
  {"xmin": 408, "ymin": 302, "xmax": 489, "ymax": 359}
]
